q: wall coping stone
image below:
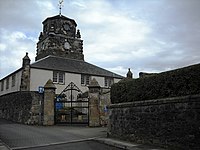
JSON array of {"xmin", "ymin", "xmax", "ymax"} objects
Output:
[
  {"xmin": 44, "ymin": 79, "xmax": 56, "ymax": 89},
  {"xmin": 88, "ymin": 78, "xmax": 100, "ymax": 88},
  {"xmin": 109, "ymin": 94, "xmax": 200, "ymax": 108}
]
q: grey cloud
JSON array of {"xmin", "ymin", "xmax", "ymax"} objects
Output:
[
  {"xmin": 0, "ymin": 1, "xmax": 40, "ymax": 31},
  {"xmin": 0, "ymin": 0, "xmax": 200, "ymax": 79}
]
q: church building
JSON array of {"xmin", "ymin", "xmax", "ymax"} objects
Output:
[{"xmin": 0, "ymin": 14, "xmax": 123, "ymax": 96}]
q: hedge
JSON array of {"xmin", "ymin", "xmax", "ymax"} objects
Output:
[{"xmin": 111, "ymin": 63, "xmax": 200, "ymax": 103}]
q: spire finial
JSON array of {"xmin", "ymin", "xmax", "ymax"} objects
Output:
[
  {"xmin": 58, "ymin": 0, "xmax": 64, "ymax": 16},
  {"xmin": 126, "ymin": 68, "xmax": 133, "ymax": 78}
]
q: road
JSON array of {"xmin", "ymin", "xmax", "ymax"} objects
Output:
[{"xmin": 0, "ymin": 119, "xmax": 121, "ymax": 150}]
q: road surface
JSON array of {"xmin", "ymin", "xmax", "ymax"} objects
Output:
[{"xmin": 0, "ymin": 119, "xmax": 121, "ymax": 150}]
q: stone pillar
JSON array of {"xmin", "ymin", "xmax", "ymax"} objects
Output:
[
  {"xmin": 88, "ymin": 78, "xmax": 101, "ymax": 127},
  {"xmin": 43, "ymin": 79, "xmax": 56, "ymax": 125},
  {"xmin": 20, "ymin": 52, "xmax": 31, "ymax": 91}
]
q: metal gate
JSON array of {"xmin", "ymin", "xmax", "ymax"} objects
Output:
[{"xmin": 55, "ymin": 82, "xmax": 89, "ymax": 125}]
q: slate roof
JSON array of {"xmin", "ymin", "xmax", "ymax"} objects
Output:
[
  {"xmin": 42, "ymin": 15, "xmax": 77, "ymax": 26},
  {"xmin": 31, "ymin": 56, "xmax": 124, "ymax": 79}
]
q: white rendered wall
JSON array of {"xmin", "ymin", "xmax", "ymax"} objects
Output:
[
  {"xmin": 114, "ymin": 78, "xmax": 121, "ymax": 83},
  {"xmin": 30, "ymin": 68, "xmax": 52, "ymax": 92},
  {"xmin": 0, "ymin": 70, "xmax": 22, "ymax": 96},
  {"xmin": 30, "ymin": 68, "xmax": 122, "ymax": 94},
  {"xmin": 56, "ymin": 72, "xmax": 88, "ymax": 94},
  {"xmin": 0, "ymin": 67, "xmax": 122, "ymax": 96},
  {"xmin": 30, "ymin": 68, "xmax": 88, "ymax": 94}
]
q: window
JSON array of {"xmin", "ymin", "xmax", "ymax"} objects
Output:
[
  {"xmin": 12, "ymin": 75, "xmax": 16, "ymax": 87},
  {"xmin": 86, "ymin": 75, "xmax": 90, "ymax": 85},
  {"xmin": 81, "ymin": 74, "xmax": 91, "ymax": 85},
  {"xmin": 53, "ymin": 72, "xmax": 58, "ymax": 83},
  {"xmin": 1, "ymin": 81, "xmax": 4, "ymax": 91},
  {"xmin": 105, "ymin": 77, "xmax": 114, "ymax": 87},
  {"xmin": 59, "ymin": 72, "xmax": 64, "ymax": 83},
  {"xmin": 6, "ymin": 78, "xmax": 9, "ymax": 89},
  {"xmin": 53, "ymin": 71, "xmax": 65, "ymax": 84},
  {"xmin": 81, "ymin": 75, "xmax": 84, "ymax": 85}
]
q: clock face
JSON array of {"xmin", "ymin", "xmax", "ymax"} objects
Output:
[
  {"xmin": 64, "ymin": 42, "xmax": 71, "ymax": 50},
  {"xmin": 63, "ymin": 23, "xmax": 70, "ymax": 31}
]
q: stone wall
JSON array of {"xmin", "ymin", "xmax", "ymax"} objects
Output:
[
  {"xmin": 0, "ymin": 91, "xmax": 43, "ymax": 125},
  {"xmin": 108, "ymin": 94, "xmax": 200, "ymax": 149},
  {"xmin": 99, "ymin": 88, "xmax": 110, "ymax": 126}
]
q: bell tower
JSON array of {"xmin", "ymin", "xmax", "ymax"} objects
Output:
[{"xmin": 35, "ymin": 14, "xmax": 84, "ymax": 61}]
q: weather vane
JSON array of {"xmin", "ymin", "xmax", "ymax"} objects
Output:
[{"xmin": 58, "ymin": 0, "xmax": 64, "ymax": 16}]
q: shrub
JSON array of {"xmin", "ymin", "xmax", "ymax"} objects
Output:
[{"xmin": 111, "ymin": 63, "xmax": 200, "ymax": 103}]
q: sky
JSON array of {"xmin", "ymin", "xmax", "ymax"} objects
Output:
[{"xmin": 0, "ymin": 0, "xmax": 200, "ymax": 79}]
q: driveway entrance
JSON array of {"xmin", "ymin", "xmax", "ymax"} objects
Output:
[{"xmin": 55, "ymin": 82, "xmax": 89, "ymax": 125}]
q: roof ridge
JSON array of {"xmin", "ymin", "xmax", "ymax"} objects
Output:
[
  {"xmin": 83, "ymin": 61, "xmax": 123, "ymax": 77},
  {"xmin": 31, "ymin": 55, "xmax": 51, "ymax": 65},
  {"xmin": 42, "ymin": 15, "xmax": 77, "ymax": 26},
  {"xmin": 48, "ymin": 55, "xmax": 85, "ymax": 62}
]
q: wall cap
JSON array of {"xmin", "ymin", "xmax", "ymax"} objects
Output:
[
  {"xmin": 44, "ymin": 79, "xmax": 56, "ymax": 89},
  {"xmin": 109, "ymin": 94, "xmax": 200, "ymax": 108},
  {"xmin": 88, "ymin": 78, "xmax": 100, "ymax": 88}
]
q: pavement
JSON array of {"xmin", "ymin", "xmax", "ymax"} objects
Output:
[
  {"xmin": 0, "ymin": 119, "xmax": 165, "ymax": 150},
  {"xmin": 95, "ymin": 138, "xmax": 165, "ymax": 150}
]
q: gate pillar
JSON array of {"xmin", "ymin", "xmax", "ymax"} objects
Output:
[
  {"xmin": 43, "ymin": 79, "xmax": 56, "ymax": 125},
  {"xmin": 88, "ymin": 78, "xmax": 101, "ymax": 127}
]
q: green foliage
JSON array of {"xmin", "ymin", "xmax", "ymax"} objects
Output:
[{"xmin": 111, "ymin": 64, "xmax": 200, "ymax": 103}]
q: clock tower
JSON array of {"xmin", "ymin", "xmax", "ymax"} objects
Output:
[{"xmin": 35, "ymin": 15, "xmax": 84, "ymax": 61}]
